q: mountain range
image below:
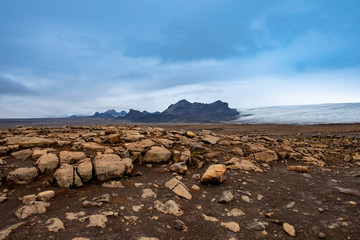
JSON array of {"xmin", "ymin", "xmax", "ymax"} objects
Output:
[{"xmin": 89, "ymin": 99, "xmax": 239, "ymax": 123}]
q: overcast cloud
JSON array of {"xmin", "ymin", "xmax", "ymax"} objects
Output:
[{"xmin": 0, "ymin": 0, "xmax": 359, "ymax": 118}]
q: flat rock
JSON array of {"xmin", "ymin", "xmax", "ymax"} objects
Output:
[
  {"xmin": 200, "ymin": 164, "xmax": 227, "ymax": 184},
  {"xmin": 143, "ymin": 146, "xmax": 172, "ymax": 163},
  {"xmin": 154, "ymin": 200, "xmax": 183, "ymax": 216},
  {"xmin": 59, "ymin": 151, "xmax": 86, "ymax": 164},
  {"xmin": 221, "ymin": 222, "xmax": 240, "ymax": 232},
  {"xmin": 287, "ymin": 165, "xmax": 309, "ymax": 173},
  {"xmin": 66, "ymin": 211, "xmax": 86, "ymax": 220},
  {"xmin": 36, "ymin": 153, "xmax": 59, "ymax": 173},
  {"xmin": 7, "ymin": 167, "xmax": 38, "ymax": 184},
  {"xmin": 11, "ymin": 149, "xmax": 33, "ymax": 161},
  {"xmin": 254, "ymin": 150, "xmax": 278, "ymax": 163},
  {"xmin": 141, "ymin": 188, "xmax": 157, "ymax": 199},
  {"xmin": 125, "ymin": 139, "xmax": 155, "ymax": 152},
  {"xmin": 227, "ymin": 208, "xmax": 245, "ymax": 217},
  {"xmin": 15, "ymin": 201, "xmax": 50, "ymax": 219},
  {"xmin": 6, "ymin": 136, "xmax": 55, "ymax": 148},
  {"xmin": 202, "ymin": 135, "xmax": 219, "ymax": 145},
  {"xmin": 32, "ymin": 149, "xmax": 47, "ymax": 159},
  {"xmin": 82, "ymin": 142, "xmax": 106, "ymax": 151},
  {"xmin": 165, "ymin": 177, "xmax": 192, "ymax": 200},
  {"xmin": 87, "ymin": 214, "xmax": 108, "ymax": 228},
  {"xmin": 283, "ymin": 223, "xmax": 296, "ymax": 237},
  {"xmin": 225, "ymin": 158, "xmax": 263, "ymax": 172},
  {"xmin": 46, "ymin": 218, "xmax": 65, "ymax": 232},
  {"xmin": 94, "ymin": 154, "xmax": 125, "ymax": 181},
  {"xmin": 0, "ymin": 222, "xmax": 25, "ymax": 240},
  {"xmin": 202, "ymin": 214, "xmax": 219, "ymax": 222}
]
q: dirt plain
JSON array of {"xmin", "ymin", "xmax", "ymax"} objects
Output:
[{"xmin": 0, "ymin": 122, "xmax": 360, "ymax": 240}]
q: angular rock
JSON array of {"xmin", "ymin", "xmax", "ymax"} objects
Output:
[
  {"xmin": 7, "ymin": 167, "xmax": 38, "ymax": 184},
  {"xmin": 36, "ymin": 153, "xmax": 59, "ymax": 173},
  {"xmin": 186, "ymin": 131, "xmax": 196, "ymax": 138},
  {"xmin": 11, "ymin": 149, "xmax": 33, "ymax": 161},
  {"xmin": 225, "ymin": 158, "xmax": 263, "ymax": 172},
  {"xmin": 32, "ymin": 149, "xmax": 47, "ymax": 160},
  {"xmin": 143, "ymin": 146, "xmax": 172, "ymax": 163},
  {"xmin": 0, "ymin": 222, "xmax": 24, "ymax": 240},
  {"xmin": 59, "ymin": 151, "xmax": 86, "ymax": 164},
  {"xmin": 66, "ymin": 211, "xmax": 86, "ymax": 220},
  {"xmin": 254, "ymin": 150, "xmax": 278, "ymax": 163},
  {"xmin": 93, "ymin": 154, "xmax": 125, "ymax": 181},
  {"xmin": 221, "ymin": 222, "xmax": 240, "ymax": 232},
  {"xmin": 153, "ymin": 138, "xmax": 174, "ymax": 148},
  {"xmin": 21, "ymin": 194, "xmax": 36, "ymax": 204},
  {"xmin": 154, "ymin": 200, "xmax": 183, "ymax": 216},
  {"xmin": 46, "ymin": 218, "xmax": 65, "ymax": 232},
  {"xmin": 227, "ymin": 208, "xmax": 245, "ymax": 217},
  {"xmin": 141, "ymin": 188, "xmax": 157, "ymax": 199},
  {"xmin": 108, "ymin": 134, "xmax": 121, "ymax": 144},
  {"xmin": 218, "ymin": 190, "xmax": 233, "ymax": 203},
  {"xmin": 54, "ymin": 164, "xmax": 74, "ymax": 188},
  {"xmin": 82, "ymin": 142, "xmax": 106, "ymax": 151},
  {"xmin": 202, "ymin": 214, "xmax": 219, "ymax": 222},
  {"xmin": 0, "ymin": 146, "xmax": 9, "ymax": 156},
  {"xmin": 165, "ymin": 177, "xmax": 192, "ymax": 200},
  {"xmin": 125, "ymin": 139, "xmax": 155, "ymax": 152},
  {"xmin": 6, "ymin": 136, "xmax": 55, "ymax": 148},
  {"xmin": 37, "ymin": 190, "xmax": 55, "ymax": 202},
  {"xmin": 231, "ymin": 147, "xmax": 244, "ymax": 156},
  {"xmin": 15, "ymin": 201, "xmax": 50, "ymax": 219},
  {"xmin": 248, "ymin": 221, "xmax": 266, "ymax": 231},
  {"xmin": 173, "ymin": 219, "xmax": 186, "ymax": 231},
  {"xmin": 202, "ymin": 135, "xmax": 219, "ymax": 145},
  {"xmin": 77, "ymin": 158, "xmax": 93, "ymax": 183},
  {"xmin": 283, "ymin": 223, "xmax": 296, "ymax": 237},
  {"xmin": 200, "ymin": 164, "xmax": 227, "ymax": 184},
  {"xmin": 170, "ymin": 162, "xmax": 188, "ymax": 174},
  {"xmin": 87, "ymin": 215, "xmax": 108, "ymax": 228}
]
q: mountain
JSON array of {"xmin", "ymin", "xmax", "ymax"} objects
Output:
[
  {"xmin": 119, "ymin": 99, "xmax": 239, "ymax": 123},
  {"xmin": 92, "ymin": 109, "xmax": 127, "ymax": 118}
]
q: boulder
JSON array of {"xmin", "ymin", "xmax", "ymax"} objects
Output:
[
  {"xmin": 59, "ymin": 151, "xmax": 86, "ymax": 164},
  {"xmin": 36, "ymin": 153, "xmax": 59, "ymax": 173},
  {"xmin": 7, "ymin": 167, "xmax": 38, "ymax": 184},
  {"xmin": 11, "ymin": 149, "xmax": 33, "ymax": 161},
  {"xmin": 93, "ymin": 154, "xmax": 125, "ymax": 181},
  {"xmin": 254, "ymin": 150, "xmax": 278, "ymax": 163},
  {"xmin": 200, "ymin": 164, "xmax": 227, "ymax": 184},
  {"xmin": 108, "ymin": 134, "xmax": 121, "ymax": 144},
  {"xmin": 77, "ymin": 159, "xmax": 93, "ymax": 183},
  {"xmin": 143, "ymin": 146, "xmax": 171, "ymax": 163},
  {"xmin": 54, "ymin": 164, "xmax": 74, "ymax": 188},
  {"xmin": 46, "ymin": 218, "xmax": 65, "ymax": 232},
  {"xmin": 125, "ymin": 139, "xmax": 155, "ymax": 152}
]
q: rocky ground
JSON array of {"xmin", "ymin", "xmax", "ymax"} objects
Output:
[{"xmin": 0, "ymin": 124, "xmax": 359, "ymax": 240}]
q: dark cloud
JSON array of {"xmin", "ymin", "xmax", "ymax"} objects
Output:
[{"xmin": 0, "ymin": 76, "xmax": 35, "ymax": 96}]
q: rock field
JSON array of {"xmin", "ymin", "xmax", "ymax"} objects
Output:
[{"xmin": 0, "ymin": 124, "xmax": 359, "ymax": 239}]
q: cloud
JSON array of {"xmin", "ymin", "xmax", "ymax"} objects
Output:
[{"xmin": 0, "ymin": 76, "xmax": 35, "ymax": 96}]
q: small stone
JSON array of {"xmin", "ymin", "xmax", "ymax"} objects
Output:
[
  {"xmin": 37, "ymin": 190, "xmax": 55, "ymax": 202},
  {"xmin": 191, "ymin": 185, "xmax": 200, "ymax": 190},
  {"xmin": 227, "ymin": 208, "xmax": 245, "ymax": 217},
  {"xmin": 132, "ymin": 204, "xmax": 144, "ymax": 212},
  {"xmin": 287, "ymin": 165, "xmax": 309, "ymax": 173},
  {"xmin": 218, "ymin": 190, "xmax": 234, "ymax": 203},
  {"xmin": 0, "ymin": 222, "xmax": 25, "ymax": 240},
  {"xmin": 87, "ymin": 215, "xmax": 108, "ymax": 228},
  {"xmin": 348, "ymin": 201, "xmax": 357, "ymax": 205},
  {"xmin": 66, "ymin": 211, "xmax": 86, "ymax": 220},
  {"xmin": 173, "ymin": 220, "xmax": 186, "ymax": 231},
  {"xmin": 154, "ymin": 200, "xmax": 183, "ymax": 216},
  {"xmin": 283, "ymin": 223, "xmax": 296, "ymax": 237},
  {"xmin": 318, "ymin": 232, "xmax": 326, "ymax": 239},
  {"xmin": 200, "ymin": 164, "xmax": 227, "ymax": 184},
  {"xmin": 46, "ymin": 218, "xmax": 65, "ymax": 232},
  {"xmin": 265, "ymin": 212, "xmax": 274, "ymax": 218},
  {"xmin": 241, "ymin": 195, "xmax": 252, "ymax": 203},
  {"xmin": 15, "ymin": 201, "xmax": 50, "ymax": 219},
  {"xmin": 169, "ymin": 162, "xmax": 188, "ymax": 174},
  {"xmin": 248, "ymin": 221, "xmax": 266, "ymax": 231},
  {"xmin": 221, "ymin": 222, "xmax": 240, "ymax": 232},
  {"xmin": 202, "ymin": 214, "xmax": 219, "ymax": 222},
  {"xmin": 142, "ymin": 188, "xmax": 157, "ymax": 198}
]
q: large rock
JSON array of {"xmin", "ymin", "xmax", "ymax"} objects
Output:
[
  {"xmin": 46, "ymin": 218, "xmax": 65, "ymax": 232},
  {"xmin": 200, "ymin": 164, "xmax": 227, "ymax": 184},
  {"xmin": 15, "ymin": 201, "xmax": 50, "ymax": 219},
  {"xmin": 125, "ymin": 139, "xmax": 155, "ymax": 152},
  {"xmin": 11, "ymin": 149, "xmax": 33, "ymax": 161},
  {"xmin": 93, "ymin": 154, "xmax": 125, "ymax": 181},
  {"xmin": 225, "ymin": 158, "xmax": 263, "ymax": 172},
  {"xmin": 0, "ymin": 146, "xmax": 9, "ymax": 156},
  {"xmin": 7, "ymin": 167, "xmax": 38, "ymax": 184},
  {"xmin": 36, "ymin": 153, "xmax": 59, "ymax": 173},
  {"xmin": 6, "ymin": 136, "xmax": 55, "ymax": 148},
  {"xmin": 32, "ymin": 149, "xmax": 47, "ymax": 160},
  {"xmin": 221, "ymin": 222, "xmax": 240, "ymax": 232},
  {"xmin": 202, "ymin": 135, "xmax": 219, "ymax": 145},
  {"xmin": 54, "ymin": 164, "xmax": 75, "ymax": 188},
  {"xmin": 253, "ymin": 150, "xmax": 278, "ymax": 163},
  {"xmin": 82, "ymin": 142, "xmax": 106, "ymax": 151},
  {"xmin": 143, "ymin": 146, "xmax": 171, "ymax": 163},
  {"xmin": 37, "ymin": 190, "xmax": 55, "ymax": 202},
  {"xmin": 165, "ymin": 177, "xmax": 192, "ymax": 200},
  {"xmin": 59, "ymin": 151, "xmax": 86, "ymax": 164},
  {"xmin": 77, "ymin": 159, "xmax": 93, "ymax": 183}
]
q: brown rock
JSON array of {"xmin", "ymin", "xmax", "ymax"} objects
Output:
[
  {"xmin": 169, "ymin": 162, "xmax": 188, "ymax": 174},
  {"xmin": 11, "ymin": 149, "xmax": 33, "ymax": 161},
  {"xmin": 202, "ymin": 135, "xmax": 219, "ymax": 145},
  {"xmin": 231, "ymin": 147, "xmax": 244, "ymax": 156},
  {"xmin": 287, "ymin": 165, "xmax": 309, "ymax": 173},
  {"xmin": 7, "ymin": 167, "xmax": 38, "ymax": 184},
  {"xmin": 77, "ymin": 158, "xmax": 93, "ymax": 183},
  {"xmin": 108, "ymin": 134, "xmax": 121, "ymax": 144},
  {"xmin": 36, "ymin": 153, "xmax": 59, "ymax": 173},
  {"xmin": 93, "ymin": 154, "xmax": 125, "ymax": 181},
  {"xmin": 59, "ymin": 151, "xmax": 86, "ymax": 164},
  {"xmin": 125, "ymin": 139, "xmax": 155, "ymax": 152},
  {"xmin": 200, "ymin": 164, "xmax": 227, "ymax": 184},
  {"xmin": 6, "ymin": 136, "xmax": 55, "ymax": 148},
  {"xmin": 283, "ymin": 223, "xmax": 296, "ymax": 237},
  {"xmin": 254, "ymin": 150, "xmax": 278, "ymax": 163},
  {"xmin": 32, "ymin": 149, "xmax": 47, "ymax": 160},
  {"xmin": 143, "ymin": 146, "xmax": 172, "ymax": 163},
  {"xmin": 15, "ymin": 201, "xmax": 50, "ymax": 219},
  {"xmin": 54, "ymin": 164, "xmax": 74, "ymax": 188}
]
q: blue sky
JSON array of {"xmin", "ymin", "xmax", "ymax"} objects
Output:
[{"xmin": 0, "ymin": 0, "xmax": 359, "ymax": 117}]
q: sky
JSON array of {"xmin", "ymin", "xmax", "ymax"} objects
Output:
[{"xmin": 0, "ymin": 0, "xmax": 360, "ymax": 118}]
